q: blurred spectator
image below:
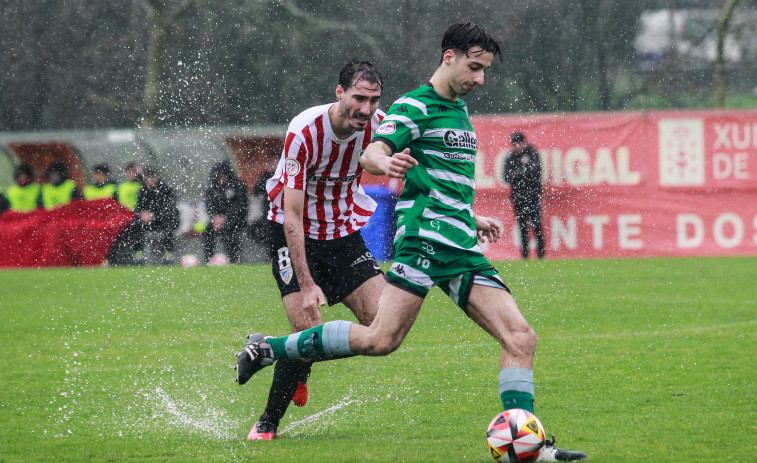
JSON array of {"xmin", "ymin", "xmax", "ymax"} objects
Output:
[
  {"xmin": 6, "ymin": 164, "xmax": 41, "ymax": 213},
  {"xmin": 117, "ymin": 162, "xmax": 143, "ymax": 210},
  {"xmin": 202, "ymin": 161, "xmax": 249, "ymax": 264},
  {"xmin": 248, "ymin": 162, "xmax": 276, "ymax": 246},
  {"xmin": 109, "ymin": 167, "xmax": 179, "ymax": 265},
  {"xmin": 503, "ymin": 132, "xmax": 545, "ymax": 259},
  {"xmin": 41, "ymin": 161, "xmax": 82, "ymax": 210},
  {"xmin": 83, "ymin": 164, "xmax": 117, "ymax": 200},
  {"xmin": 134, "ymin": 167, "xmax": 180, "ymax": 263}
]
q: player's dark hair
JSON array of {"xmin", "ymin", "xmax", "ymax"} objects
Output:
[
  {"xmin": 440, "ymin": 22, "xmax": 503, "ymax": 63},
  {"xmin": 339, "ymin": 60, "xmax": 384, "ymax": 90}
]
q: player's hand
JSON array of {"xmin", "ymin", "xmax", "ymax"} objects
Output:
[
  {"xmin": 383, "ymin": 149, "xmax": 417, "ymax": 179},
  {"xmin": 301, "ymin": 283, "xmax": 326, "ymax": 313},
  {"xmin": 475, "ymin": 215, "xmax": 503, "ymax": 243}
]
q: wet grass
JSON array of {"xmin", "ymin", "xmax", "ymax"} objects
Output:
[{"xmin": 0, "ymin": 256, "xmax": 755, "ymax": 462}]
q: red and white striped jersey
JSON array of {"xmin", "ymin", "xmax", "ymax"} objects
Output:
[{"xmin": 266, "ymin": 103, "xmax": 385, "ymax": 240}]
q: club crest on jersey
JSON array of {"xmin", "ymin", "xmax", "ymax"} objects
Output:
[
  {"xmin": 285, "ymin": 159, "xmax": 301, "ymax": 177},
  {"xmin": 443, "ymin": 130, "xmax": 478, "ymax": 149},
  {"xmin": 280, "ymin": 266, "xmax": 293, "ymax": 285},
  {"xmin": 376, "ymin": 121, "xmax": 396, "ymax": 135}
]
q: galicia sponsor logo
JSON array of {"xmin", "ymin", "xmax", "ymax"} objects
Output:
[{"xmin": 443, "ymin": 130, "xmax": 478, "ymax": 150}]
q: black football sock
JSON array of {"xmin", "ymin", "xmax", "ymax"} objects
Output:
[{"xmin": 259, "ymin": 358, "xmax": 311, "ymax": 424}]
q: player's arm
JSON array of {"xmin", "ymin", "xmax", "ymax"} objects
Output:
[
  {"xmin": 282, "ymin": 186, "xmax": 325, "ymax": 308},
  {"xmin": 474, "ymin": 214, "xmax": 503, "ymax": 244},
  {"xmin": 360, "ymin": 141, "xmax": 417, "ymax": 179}
]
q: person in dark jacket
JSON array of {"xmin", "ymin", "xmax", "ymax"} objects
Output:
[
  {"xmin": 503, "ymin": 132, "xmax": 545, "ymax": 259},
  {"xmin": 203, "ymin": 161, "xmax": 249, "ymax": 264},
  {"xmin": 133, "ymin": 166, "xmax": 180, "ymax": 262},
  {"xmin": 108, "ymin": 166, "xmax": 178, "ymax": 265}
]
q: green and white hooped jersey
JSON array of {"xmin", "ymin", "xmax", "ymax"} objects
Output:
[{"xmin": 374, "ymin": 84, "xmax": 480, "ymax": 254}]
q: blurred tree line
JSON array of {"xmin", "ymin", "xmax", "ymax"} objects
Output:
[{"xmin": 1, "ymin": 0, "xmax": 755, "ymax": 131}]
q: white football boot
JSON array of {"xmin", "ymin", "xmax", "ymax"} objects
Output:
[{"xmin": 536, "ymin": 436, "xmax": 587, "ymax": 461}]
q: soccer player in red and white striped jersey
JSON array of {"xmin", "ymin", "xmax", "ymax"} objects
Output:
[
  {"xmin": 266, "ymin": 98, "xmax": 383, "ymax": 240},
  {"xmin": 241, "ymin": 61, "xmax": 388, "ymax": 441}
]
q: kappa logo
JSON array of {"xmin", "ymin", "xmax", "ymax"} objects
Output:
[
  {"xmin": 394, "ymin": 264, "xmax": 406, "ymax": 276},
  {"xmin": 443, "ymin": 130, "xmax": 478, "ymax": 150},
  {"xmin": 376, "ymin": 121, "xmax": 396, "ymax": 135},
  {"xmin": 658, "ymin": 119, "xmax": 705, "ymax": 186},
  {"xmin": 285, "ymin": 158, "xmax": 301, "ymax": 177}
]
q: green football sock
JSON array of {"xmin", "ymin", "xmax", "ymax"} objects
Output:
[
  {"xmin": 500, "ymin": 390, "xmax": 535, "ymax": 413},
  {"xmin": 268, "ymin": 320, "xmax": 354, "ymax": 360},
  {"xmin": 499, "ymin": 367, "xmax": 535, "ymax": 413}
]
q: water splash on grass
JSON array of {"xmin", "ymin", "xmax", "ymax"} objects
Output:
[
  {"xmin": 142, "ymin": 385, "xmax": 239, "ymax": 441},
  {"xmin": 279, "ymin": 394, "xmax": 363, "ymax": 437}
]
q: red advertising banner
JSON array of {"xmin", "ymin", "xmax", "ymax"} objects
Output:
[
  {"xmin": 466, "ymin": 109, "xmax": 757, "ymax": 259},
  {"xmin": 0, "ymin": 198, "xmax": 134, "ymax": 268}
]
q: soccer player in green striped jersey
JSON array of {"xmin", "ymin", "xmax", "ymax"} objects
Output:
[{"xmin": 236, "ymin": 22, "xmax": 586, "ymax": 461}]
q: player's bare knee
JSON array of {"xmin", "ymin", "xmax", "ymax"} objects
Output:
[
  {"xmin": 375, "ymin": 339, "xmax": 401, "ymax": 355},
  {"xmin": 513, "ymin": 325, "xmax": 537, "ymax": 357},
  {"xmin": 521, "ymin": 325, "xmax": 537, "ymax": 355}
]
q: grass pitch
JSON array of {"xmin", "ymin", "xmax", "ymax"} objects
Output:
[{"xmin": 0, "ymin": 257, "xmax": 755, "ymax": 462}]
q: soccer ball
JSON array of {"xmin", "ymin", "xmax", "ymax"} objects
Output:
[{"xmin": 486, "ymin": 409, "xmax": 546, "ymax": 462}]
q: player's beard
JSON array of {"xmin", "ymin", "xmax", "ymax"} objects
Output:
[
  {"xmin": 351, "ymin": 115, "xmax": 369, "ymax": 130},
  {"xmin": 343, "ymin": 107, "xmax": 370, "ymax": 132}
]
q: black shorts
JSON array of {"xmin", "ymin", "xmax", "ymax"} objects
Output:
[{"xmin": 269, "ymin": 221, "xmax": 383, "ymax": 306}]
